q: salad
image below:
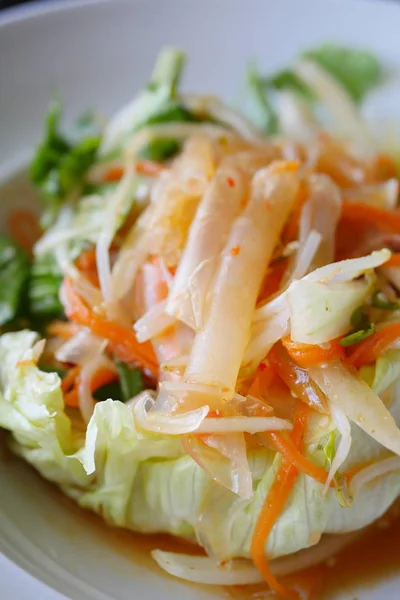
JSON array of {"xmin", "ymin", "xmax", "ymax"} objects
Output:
[{"xmin": 1, "ymin": 44, "xmax": 400, "ymax": 599}]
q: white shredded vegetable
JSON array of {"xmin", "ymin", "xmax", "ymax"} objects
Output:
[
  {"xmin": 185, "ymin": 162, "xmax": 300, "ymax": 389},
  {"xmin": 132, "ymin": 391, "xmax": 209, "ymax": 434},
  {"xmin": 349, "ymin": 455, "xmax": 400, "ymax": 499},
  {"xmin": 323, "ymin": 402, "xmax": 352, "ymax": 495}
]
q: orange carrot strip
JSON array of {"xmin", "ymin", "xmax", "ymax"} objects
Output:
[
  {"xmin": 282, "ymin": 337, "xmax": 345, "ymax": 368},
  {"xmin": 251, "ymin": 403, "xmax": 309, "ymax": 599},
  {"xmin": 341, "ymin": 202, "xmax": 400, "ymax": 234},
  {"xmin": 104, "ymin": 160, "xmax": 164, "ymax": 182},
  {"xmin": 63, "ymin": 277, "xmax": 158, "ymax": 377},
  {"xmin": 61, "ymin": 365, "xmax": 81, "ymax": 394},
  {"xmin": 47, "ymin": 321, "xmax": 80, "ymax": 340},
  {"xmin": 75, "ymin": 247, "xmax": 97, "ymax": 271},
  {"xmin": 384, "ymin": 253, "xmax": 400, "ymax": 267},
  {"xmin": 64, "ymin": 366, "xmax": 119, "ymax": 408},
  {"xmin": 374, "ymin": 154, "xmax": 397, "ymax": 181},
  {"xmin": 282, "ymin": 180, "xmax": 309, "ymax": 243},
  {"xmin": 8, "ymin": 208, "xmax": 41, "ymax": 255},
  {"xmin": 266, "ymin": 431, "xmax": 331, "ymax": 486},
  {"xmin": 258, "ymin": 259, "xmax": 288, "ymax": 303},
  {"xmin": 347, "ymin": 323, "xmax": 400, "ymax": 368},
  {"xmin": 269, "ymin": 343, "xmax": 328, "ymax": 414}
]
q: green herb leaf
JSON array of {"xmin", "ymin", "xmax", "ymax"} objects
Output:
[
  {"xmin": 93, "ymin": 381, "xmax": 123, "ymax": 403},
  {"xmin": 303, "ymin": 44, "xmax": 382, "ymax": 103},
  {"xmin": 30, "ymin": 101, "xmax": 101, "ymax": 224},
  {"xmin": 138, "ymin": 138, "xmax": 181, "ymax": 162},
  {"xmin": 265, "ymin": 69, "xmax": 314, "ymax": 101},
  {"xmin": 339, "ymin": 323, "xmax": 375, "ymax": 347},
  {"xmin": 0, "ymin": 236, "xmax": 30, "ymax": 326},
  {"xmin": 350, "ymin": 306, "xmax": 371, "ymax": 330},
  {"xmin": 116, "ymin": 361, "xmax": 144, "ymax": 402},
  {"xmin": 371, "ymin": 291, "xmax": 400, "ymax": 311},
  {"xmin": 28, "ymin": 254, "xmax": 64, "ymax": 318}
]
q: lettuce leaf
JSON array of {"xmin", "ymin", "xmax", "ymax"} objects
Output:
[
  {"xmin": 360, "ymin": 350, "xmax": 400, "ymax": 396},
  {"xmin": 1, "ymin": 331, "xmax": 400, "ymax": 561},
  {"xmin": 303, "ymin": 44, "xmax": 382, "ymax": 103}
]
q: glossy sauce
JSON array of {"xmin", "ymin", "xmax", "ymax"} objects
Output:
[{"xmin": 41, "ymin": 468, "xmax": 400, "ymax": 600}]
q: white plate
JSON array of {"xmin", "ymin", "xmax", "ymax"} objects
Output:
[{"xmin": 1, "ymin": 0, "xmax": 400, "ymax": 598}]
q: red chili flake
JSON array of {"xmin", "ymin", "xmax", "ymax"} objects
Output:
[
  {"xmin": 230, "ymin": 245, "xmax": 241, "ymax": 256},
  {"xmin": 259, "ymin": 361, "xmax": 268, "ymax": 372},
  {"xmin": 226, "ymin": 176, "xmax": 236, "ymax": 188}
]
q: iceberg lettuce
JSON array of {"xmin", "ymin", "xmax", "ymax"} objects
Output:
[{"xmin": 1, "ymin": 331, "xmax": 400, "ymax": 562}]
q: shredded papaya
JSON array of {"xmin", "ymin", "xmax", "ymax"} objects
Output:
[
  {"xmin": 347, "ymin": 322, "xmax": 400, "ymax": 368},
  {"xmin": 251, "ymin": 403, "xmax": 309, "ymax": 599},
  {"xmin": 340, "ymin": 202, "xmax": 400, "ymax": 234},
  {"xmin": 63, "ymin": 277, "xmax": 158, "ymax": 377},
  {"xmin": 282, "ymin": 337, "xmax": 345, "ymax": 368},
  {"xmin": 104, "ymin": 159, "xmax": 164, "ymax": 182}
]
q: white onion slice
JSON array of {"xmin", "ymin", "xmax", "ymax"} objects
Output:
[
  {"xmin": 323, "ymin": 402, "xmax": 351, "ymax": 495},
  {"xmin": 195, "ymin": 415, "xmax": 292, "ymax": 434},
  {"xmin": 152, "ymin": 531, "xmax": 359, "ymax": 585},
  {"xmin": 309, "ymin": 361, "xmax": 400, "ymax": 456},
  {"xmin": 349, "ymin": 455, "xmax": 400, "ymax": 499},
  {"xmin": 295, "ymin": 59, "xmax": 372, "ymax": 153},
  {"xmin": 134, "ymin": 300, "xmax": 176, "ymax": 343},
  {"xmin": 132, "ymin": 391, "xmax": 209, "ymax": 434}
]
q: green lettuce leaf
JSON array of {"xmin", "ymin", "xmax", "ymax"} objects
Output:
[
  {"xmin": 360, "ymin": 349, "xmax": 400, "ymax": 396},
  {"xmin": 0, "ymin": 236, "xmax": 30, "ymax": 326},
  {"xmin": 1, "ymin": 331, "xmax": 400, "ymax": 560},
  {"xmin": 303, "ymin": 44, "xmax": 382, "ymax": 103}
]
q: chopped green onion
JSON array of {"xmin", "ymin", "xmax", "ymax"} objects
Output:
[
  {"xmin": 0, "ymin": 235, "xmax": 30, "ymax": 326},
  {"xmin": 339, "ymin": 324, "xmax": 375, "ymax": 347},
  {"xmin": 117, "ymin": 361, "xmax": 144, "ymax": 402},
  {"xmin": 371, "ymin": 291, "xmax": 400, "ymax": 311}
]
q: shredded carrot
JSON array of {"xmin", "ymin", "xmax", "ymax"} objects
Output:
[
  {"xmin": 282, "ymin": 179, "xmax": 309, "ymax": 243},
  {"xmin": 374, "ymin": 154, "xmax": 398, "ymax": 181},
  {"xmin": 8, "ymin": 208, "xmax": 41, "ymax": 255},
  {"xmin": 384, "ymin": 253, "xmax": 400, "ymax": 267},
  {"xmin": 268, "ymin": 343, "xmax": 328, "ymax": 414},
  {"xmin": 63, "ymin": 277, "xmax": 158, "ymax": 377},
  {"xmin": 266, "ymin": 431, "xmax": 331, "ymax": 487},
  {"xmin": 251, "ymin": 403, "xmax": 309, "ymax": 599},
  {"xmin": 47, "ymin": 321, "xmax": 80, "ymax": 340},
  {"xmin": 75, "ymin": 246, "xmax": 100, "ymax": 287},
  {"xmin": 61, "ymin": 366, "xmax": 81, "ymax": 394},
  {"xmin": 104, "ymin": 160, "xmax": 164, "ymax": 182},
  {"xmin": 282, "ymin": 337, "xmax": 345, "ymax": 368},
  {"xmin": 347, "ymin": 322, "xmax": 400, "ymax": 368},
  {"xmin": 340, "ymin": 202, "xmax": 400, "ymax": 234},
  {"xmin": 64, "ymin": 365, "xmax": 119, "ymax": 408},
  {"xmin": 258, "ymin": 259, "xmax": 288, "ymax": 303},
  {"xmin": 75, "ymin": 247, "xmax": 97, "ymax": 271},
  {"xmin": 248, "ymin": 361, "xmax": 276, "ymax": 398}
]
